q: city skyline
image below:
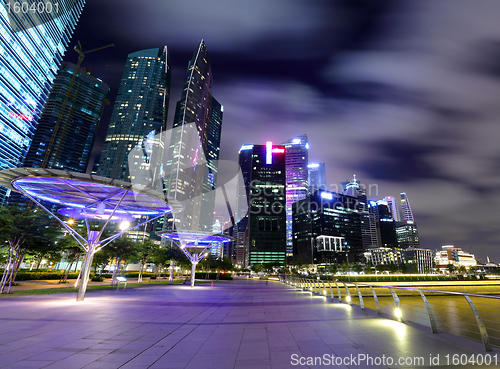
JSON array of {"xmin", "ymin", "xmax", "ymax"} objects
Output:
[{"xmin": 9, "ymin": 0, "xmax": 500, "ymax": 260}]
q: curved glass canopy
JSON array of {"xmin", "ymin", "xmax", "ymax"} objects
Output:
[
  {"xmin": 0, "ymin": 167, "xmax": 181, "ymax": 301},
  {"xmin": 161, "ymin": 231, "xmax": 232, "ymax": 246},
  {"xmin": 0, "ymin": 167, "xmax": 181, "ymax": 221},
  {"xmin": 160, "ymin": 231, "xmax": 232, "ymax": 288}
]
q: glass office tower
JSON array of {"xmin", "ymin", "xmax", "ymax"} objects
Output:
[
  {"xmin": 282, "ymin": 135, "xmax": 308, "ymax": 257},
  {"xmin": 308, "ymin": 162, "xmax": 326, "ymax": 195},
  {"xmin": 400, "ymin": 192, "xmax": 415, "ymax": 222},
  {"xmin": 293, "ymin": 190, "xmax": 363, "ymax": 264},
  {"xmin": 164, "ymin": 40, "xmax": 223, "ymax": 233},
  {"xmin": 239, "ymin": 143, "xmax": 286, "ymax": 265},
  {"xmin": 97, "ymin": 47, "xmax": 170, "ymax": 181},
  {"xmin": 0, "ymin": 0, "xmax": 86, "ymax": 202},
  {"xmin": 24, "ymin": 62, "xmax": 109, "ymax": 172}
]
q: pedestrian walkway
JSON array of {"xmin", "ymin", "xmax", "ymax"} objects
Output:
[{"xmin": 0, "ymin": 278, "xmax": 493, "ymax": 368}]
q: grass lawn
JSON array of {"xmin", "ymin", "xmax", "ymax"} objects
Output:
[{"xmin": 0, "ymin": 279, "xmax": 215, "ymax": 298}]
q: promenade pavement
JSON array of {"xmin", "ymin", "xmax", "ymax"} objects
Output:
[{"xmin": 0, "ymin": 277, "xmax": 494, "ymax": 369}]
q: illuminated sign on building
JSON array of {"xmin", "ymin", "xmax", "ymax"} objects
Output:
[{"xmin": 266, "ymin": 141, "xmax": 273, "ymax": 164}]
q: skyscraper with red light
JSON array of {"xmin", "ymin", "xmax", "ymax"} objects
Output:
[{"xmin": 235, "ymin": 142, "xmax": 286, "ymax": 266}]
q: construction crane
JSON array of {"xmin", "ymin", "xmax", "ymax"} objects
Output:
[{"xmin": 41, "ymin": 41, "xmax": 114, "ymax": 168}]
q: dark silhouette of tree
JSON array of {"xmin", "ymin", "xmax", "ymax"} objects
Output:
[
  {"xmin": 104, "ymin": 237, "xmax": 138, "ymax": 285},
  {"xmin": 134, "ymin": 239, "xmax": 159, "ymax": 283},
  {"xmin": 0, "ymin": 205, "xmax": 60, "ymax": 294}
]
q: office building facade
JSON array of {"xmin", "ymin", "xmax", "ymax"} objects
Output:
[
  {"xmin": 234, "ymin": 144, "xmax": 253, "ymax": 267},
  {"xmin": 308, "ymin": 162, "xmax": 326, "ymax": 195},
  {"xmin": 364, "ymin": 247, "xmax": 434, "ymax": 273},
  {"xmin": 435, "ymin": 245, "xmax": 477, "ymax": 271},
  {"xmin": 0, "ymin": 0, "xmax": 85, "ymax": 202},
  {"xmin": 236, "ymin": 143, "xmax": 286, "ymax": 266},
  {"xmin": 341, "ymin": 175, "xmax": 371, "ymax": 250},
  {"xmin": 23, "ymin": 62, "xmax": 109, "ymax": 172},
  {"xmin": 395, "ymin": 220, "xmax": 420, "ymax": 248},
  {"xmin": 293, "ymin": 190, "xmax": 363, "ymax": 265},
  {"xmin": 384, "ymin": 195, "xmax": 400, "ymax": 222},
  {"xmin": 282, "ymin": 135, "xmax": 308, "ymax": 257},
  {"xmin": 98, "ymin": 47, "xmax": 170, "ymax": 181},
  {"xmin": 400, "ymin": 192, "xmax": 415, "ymax": 221}
]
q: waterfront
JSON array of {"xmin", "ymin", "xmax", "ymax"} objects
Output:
[{"xmin": 345, "ymin": 291, "xmax": 500, "ymax": 348}]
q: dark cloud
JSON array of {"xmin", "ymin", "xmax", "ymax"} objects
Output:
[
  {"xmin": 360, "ymin": 140, "xmax": 448, "ymax": 182},
  {"xmin": 70, "ymin": 0, "xmax": 500, "ymax": 260},
  {"xmin": 464, "ymin": 39, "xmax": 500, "ymax": 78}
]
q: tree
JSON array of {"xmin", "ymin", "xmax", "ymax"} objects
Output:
[
  {"xmin": 388, "ymin": 262, "xmax": 398, "ymax": 274},
  {"xmin": 104, "ymin": 237, "xmax": 138, "ymax": 285},
  {"xmin": 251, "ymin": 264, "xmax": 264, "ymax": 273},
  {"xmin": 152, "ymin": 245, "xmax": 184, "ymax": 283},
  {"xmin": 92, "ymin": 248, "xmax": 111, "ymax": 276},
  {"xmin": 401, "ymin": 262, "xmax": 408, "ymax": 274},
  {"xmin": 352, "ymin": 262, "xmax": 363, "ymax": 274},
  {"xmin": 365, "ymin": 261, "xmax": 373, "ymax": 274},
  {"xmin": 56, "ymin": 234, "xmax": 82, "ymax": 282},
  {"xmin": 446, "ymin": 263, "xmax": 456, "ymax": 274},
  {"xmin": 340, "ymin": 261, "xmax": 350, "ymax": 275},
  {"xmin": 296, "ymin": 258, "xmax": 302, "ymax": 269},
  {"xmin": 0, "ymin": 206, "xmax": 60, "ymax": 294},
  {"xmin": 262, "ymin": 262, "xmax": 275, "ymax": 274},
  {"xmin": 134, "ymin": 240, "xmax": 159, "ymax": 283}
]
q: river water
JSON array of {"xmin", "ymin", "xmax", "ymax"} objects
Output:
[{"xmin": 349, "ymin": 293, "xmax": 500, "ymax": 348}]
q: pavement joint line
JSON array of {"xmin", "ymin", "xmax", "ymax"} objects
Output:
[{"xmin": 118, "ymin": 287, "xmax": 240, "ymax": 368}]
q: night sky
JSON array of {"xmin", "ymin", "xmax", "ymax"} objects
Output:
[{"xmin": 65, "ymin": 0, "xmax": 500, "ymax": 261}]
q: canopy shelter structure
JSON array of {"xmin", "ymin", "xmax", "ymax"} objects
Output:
[
  {"xmin": 0, "ymin": 168, "xmax": 181, "ymax": 301},
  {"xmin": 160, "ymin": 231, "xmax": 232, "ymax": 287}
]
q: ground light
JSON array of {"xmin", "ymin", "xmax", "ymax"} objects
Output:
[{"xmin": 395, "ymin": 307, "xmax": 402, "ymax": 319}]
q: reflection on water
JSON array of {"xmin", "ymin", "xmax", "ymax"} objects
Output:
[{"xmin": 351, "ymin": 294, "xmax": 500, "ymax": 347}]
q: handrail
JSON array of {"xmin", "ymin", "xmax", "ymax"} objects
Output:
[{"xmin": 281, "ymin": 276, "xmax": 497, "ymax": 351}]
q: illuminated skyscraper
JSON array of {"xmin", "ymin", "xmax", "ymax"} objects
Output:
[
  {"xmin": 164, "ymin": 40, "xmax": 223, "ymax": 233},
  {"xmin": 97, "ymin": 47, "xmax": 170, "ymax": 181},
  {"xmin": 236, "ymin": 142, "xmax": 286, "ymax": 266},
  {"xmin": 24, "ymin": 62, "xmax": 109, "ymax": 172},
  {"xmin": 400, "ymin": 192, "xmax": 415, "ymax": 221},
  {"xmin": 308, "ymin": 162, "xmax": 326, "ymax": 195},
  {"xmin": 395, "ymin": 220, "xmax": 420, "ymax": 248},
  {"xmin": 234, "ymin": 144, "xmax": 253, "ymax": 267},
  {"xmin": 374, "ymin": 200, "xmax": 398, "ymax": 248},
  {"xmin": 0, "ymin": 0, "xmax": 86, "ymax": 202},
  {"xmin": 384, "ymin": 195, "xmax": 400, "ymax": 222},
  {"xmin": 341, "ymin": 175, "xmax": 371, "ymax": 250},
  {"xmin": 282, "ymin": 135, "xmax": 308, "ymax": 256},
  {"xmin": 293, "ymin": 190, "xmax": 363, "ymax": 264}
]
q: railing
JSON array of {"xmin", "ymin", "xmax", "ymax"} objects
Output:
[{"xmin": 280, "ymin": 276, "xmax": 500, "ymax": 351}]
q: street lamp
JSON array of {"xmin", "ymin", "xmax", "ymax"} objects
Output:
[{"xmin": 119, "ymin": 221, "xmax": 130, "ymax": 231}]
